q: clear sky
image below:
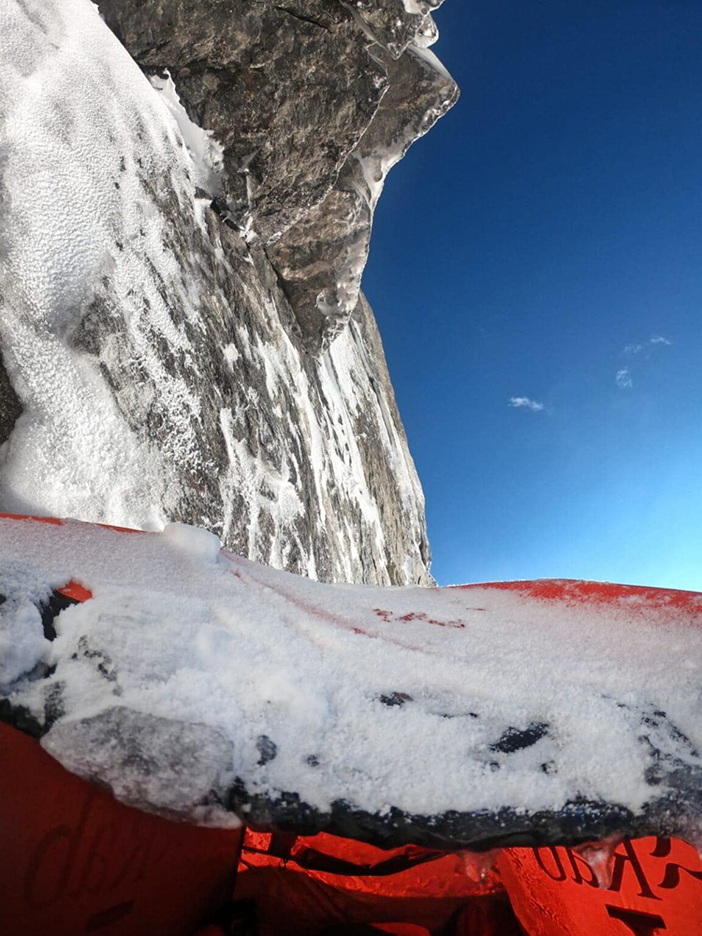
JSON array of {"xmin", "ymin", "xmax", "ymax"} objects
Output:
[{"xmin": 363, "ymin": 0, "xmax": 702, "ymax": 591}]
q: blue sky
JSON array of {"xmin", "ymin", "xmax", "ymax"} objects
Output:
[{"xmin": 364, "ymin": 0, "xmax": 702, "ymax": 590}]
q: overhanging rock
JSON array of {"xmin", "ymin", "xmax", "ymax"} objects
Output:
[
  {"xmin": 267, "ymin": 43, "xmax": 458, "ymax": 355},
  {"xmin": 98, "ymin": 0, "xmax": 458, "ymax": 355},
  {"xmin": 98, "ymin": 0, "xmax": 391, "ymax": 242}
]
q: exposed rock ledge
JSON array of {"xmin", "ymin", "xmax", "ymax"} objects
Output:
[
  {"xmin": 0, "ymin": 0, "xmax": 457, "ymax": 585},
  {"xmin": 99, "ymin": 0, "xmax": 459, "ymax": 353}
]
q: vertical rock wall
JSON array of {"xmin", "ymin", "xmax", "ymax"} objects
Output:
[{"xmin": 0, "ymin": 0, "xmax": 458, "ymax": 585}]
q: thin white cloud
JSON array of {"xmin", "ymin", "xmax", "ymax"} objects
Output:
[
  {"xmin": 616, "ymin": 368, "xmax": 633, "ymax": 389},
  {"xmin": 624, "ymin": 335, "xmax": 671, "ymax": 355},
  {"xmin": 617, "ymin": 336, "xmax": 670, "ymax": 386},
  {"xmin": 624, "ymin": 342, "xmax": 643, "ymax": 356},
  {"xmin": 509, "ymin": 396, "xmax": 544, "ymax": 412}
]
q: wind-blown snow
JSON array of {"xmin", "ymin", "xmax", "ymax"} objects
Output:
[
  {"xmin": 149, "ymin": 71, "xmax": 224, "ymax": 196},
  {"xmin": 0, "ymin": 0, "xmax": 196, "ymax": 527},
  {"xmin": 2, "ymin": 517, "xmax": 701, "ymax": 844}
]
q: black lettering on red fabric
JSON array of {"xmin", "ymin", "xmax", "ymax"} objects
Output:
[
  {"xmin": 71, "ymin": 822, "xmax": 118, "ymax": 897},
  {"xmin": 650, "ymin": 837, "xmax": 702, "ymax": 890},
  {"xmin": 650, "ymin": 838, "xmax": 672, "ymax": 858},
  {"xmin": 608, "ymin": 840, "xmax": 661, "ymax": 900},
  {"xmin": 24, "ymin": 791, "xmax": 99, "ymax": 910},
  {"xmin": 605, "ymin": 905, "xmax": 666, "ymax": 935},
  {"xmin": 533, "ymin": 847, "xmax": 567, "ymax": 881}
]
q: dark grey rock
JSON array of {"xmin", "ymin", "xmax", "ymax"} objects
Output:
[
  {"xmin": 268, "ymin": 44, "xmax": 459, "ymax": 354},
  {"xmin": 98, "ymin": 0, "xmax": 458, "ymax": 357},
  {"xmin": 98, "ymin": 0, "xmax": 390, "ymax": 242},
  {"xmin": 0, "ymin": 352, "xmax": 22, "ymax": 448}
]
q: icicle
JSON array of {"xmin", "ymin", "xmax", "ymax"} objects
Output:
[
  {"xmin": 573, "ymin": 837, "xmax": 623, "ymax": 890},
  {"xmin": 460, "ymin": 848, "xmax": 499, "ymax": 886}
]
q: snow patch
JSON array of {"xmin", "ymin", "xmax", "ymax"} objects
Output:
[
  {"xmin": 162, "ymin": 522, "xmax": 221, "ymax": 564},
  {"xmin": 149, "ymin": 71, "xmax": 223, "ymax": 196}
]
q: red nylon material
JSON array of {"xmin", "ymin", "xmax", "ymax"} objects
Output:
[
  {"xmin": 499, "ymin": 838, "xmax": 702, "ymax": 935},
  {"xmin": 454, "ymin": 577, "xmax": 702, "ymax": 611},
  {"xmin": 0, "ymin": 724, "xmax": 243, "ymax": 936},
  {"xmin": 234, "ymin": 831, "xmax": 511, "ymax": 935}
]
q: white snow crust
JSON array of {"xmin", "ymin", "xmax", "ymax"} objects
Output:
[
  {"xmin": 149, "ymin": 71, "xmax": 224, "ymax": 196},
  {"xmin": 0, "ymin": 0, "xmax": 196, "ymax": 528},
  {"xmin": 2, "ymin": 517, "xmax": 701, "ymax": 836}
]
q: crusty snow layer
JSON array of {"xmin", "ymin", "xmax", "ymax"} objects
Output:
[
  {"xmin": 2, "ymin": 517, "xmax": 701, "ymax": 846},
  {"xmin": 0, "ymin": 0, "xmax": 187, "ymax": 528}
]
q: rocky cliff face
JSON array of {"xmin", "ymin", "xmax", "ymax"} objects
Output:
[{"xmin": 0, "ymin": 0, "xmax": 457, "ymax": 585}]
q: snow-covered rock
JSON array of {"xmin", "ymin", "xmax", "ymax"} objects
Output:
[
  {"xmin": 98, "ymin": 0, "xmax": 459, "ymax": 353},
  {"xmin": 98, "ymin": 0, "xmax": 392, "ymax": 243},
  {"xmin": 0, "ymin": 0, "xmax": 448, "ymax": 585}
]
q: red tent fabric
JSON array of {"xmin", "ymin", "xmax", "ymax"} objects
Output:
[
  {"xmin": 0, "ymin": 723, "xmax": 243, "ymax": 936},
  {"xmin": 233, "ymin": 829, "xmax": 521, "ymax": 935},
  {"xmin": 499, "ymin": 838, "xmax": 702, "ymax": 935}
]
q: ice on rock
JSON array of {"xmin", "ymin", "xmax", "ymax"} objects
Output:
[{"xmin": 43, "ymin": 707, "xmax": 237, "ymax": 823}]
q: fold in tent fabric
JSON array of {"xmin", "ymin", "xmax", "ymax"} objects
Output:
[
  {"xmin": 233, "ymin": 829, "xmax": 520, "ymax": 935},
  {"xmin": 231, "ymin": 830, "xmax": 702, "ymax": 935}
]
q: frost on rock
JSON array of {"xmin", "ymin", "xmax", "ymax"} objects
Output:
[
  {"xmin": 1, "ymin": 517, "xmax": 701, "ymax": 849},
  {"xmin": 148, "ymin": 71, "xmax": 224, "ymax": 198},
  {"xmin": 0, "ymin": 0, "xmax": 435, "ymax": 587}
]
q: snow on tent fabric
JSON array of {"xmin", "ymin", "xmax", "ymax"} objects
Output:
[
  {"xmin": 1, "ymin": 514, "xmax": 701, "ymax": 934},
  {"xmin": 2, "ymin": 514, "xmax": 701, "ymax": 842}
]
